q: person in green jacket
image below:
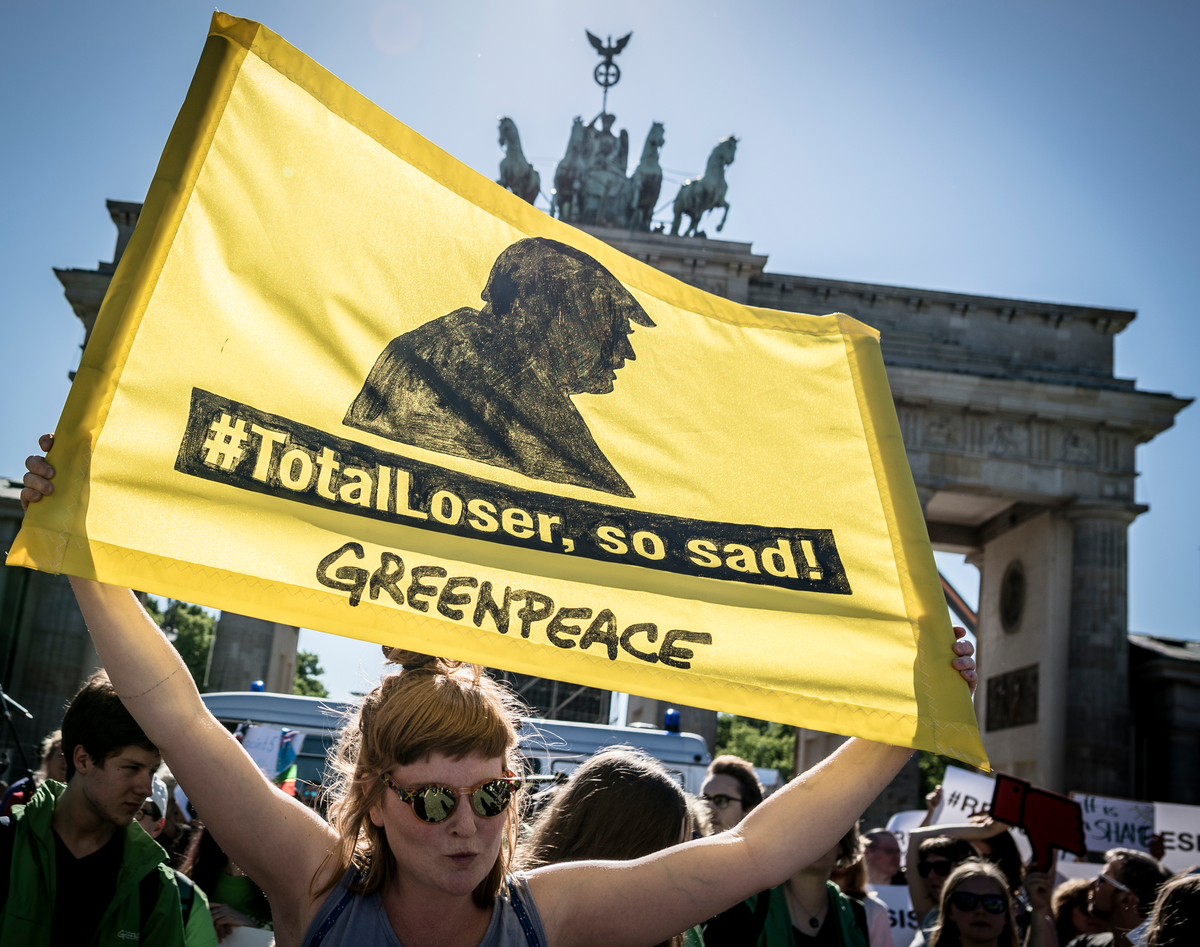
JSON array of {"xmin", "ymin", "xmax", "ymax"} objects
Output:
[{"xmin": 0, "ymin": 670, "xmax": 185, "ymax": 947}]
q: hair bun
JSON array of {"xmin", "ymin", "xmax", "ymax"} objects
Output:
[{"xmin": 381, "ymin": 647, "xmax": 440, "ymax": 670}]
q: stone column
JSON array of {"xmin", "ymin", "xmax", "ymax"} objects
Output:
[{"xmin": 1063, "ymin": 503, "xmax": 1143, "ymax": 796}]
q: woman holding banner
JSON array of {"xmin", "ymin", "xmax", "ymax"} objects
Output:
[{"xmin": 22, "ymin": 440, "xmax": 978, "ymax": 947}]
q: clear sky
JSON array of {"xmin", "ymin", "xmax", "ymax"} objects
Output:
[{"xmin": 3, "ymin": 1, "xmax": 1196, "ymax": 700}]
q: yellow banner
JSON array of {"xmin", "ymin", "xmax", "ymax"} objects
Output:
[{"xmin": 9, "ymin": 14, "xmax": 985, "ymax": 766}]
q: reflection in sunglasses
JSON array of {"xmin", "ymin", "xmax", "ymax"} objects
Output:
[{"xmin": 380, "ymin": 772, "xmax": 521, "ymax": 824}]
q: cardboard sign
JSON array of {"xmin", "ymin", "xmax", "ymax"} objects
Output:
[
  {"xmin": 240, "ymin": 725, "xmax": 283, "ymax": 778},
  {"xmin": 990, "ymin": 773, "xmax": 1086, "ymax": 871},
  {"xmin": 240, "ymin": 725, "xmax": 304, "ymax": 778},
  {"xmin": 1153, "ymin": 801, "xmax": 1200, "ymax": 873},
  {"xmin": 1073, "ymin": 793, "xmax": 1154, "ymax": 854},
  {"xmin": 5, "ymin": 12, "xmax": 985, "ymax": 766},
  {"xmin": 885, "ymin": 809, "xmax": 927, "ymax": 871},
  {"xmin": 932, "ymin": 765, "xmax": 995, "ymax": 823},
  {"xmin": 871, "ymin": 885, "xmax": 920, "ymax": 947}
]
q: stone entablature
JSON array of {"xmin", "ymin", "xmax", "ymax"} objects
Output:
[
  {"xmin": 888, "ymin": 366, "xmax": 1188, "ymax": 510},
  {"xmin": 751, "ymin": 272, "xmax": 1135, "ymax": 390},
  {"xmin": 577, "ymin": 224, "xmax": 767, "ymax": 304}
]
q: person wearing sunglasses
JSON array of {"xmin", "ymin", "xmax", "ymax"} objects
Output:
[
  {"xmin": 1076, "ymin": 848, "xmax": 1171, "ymax": 947},
  {"xmin": 904, "ymin": 835, "xmax": 977, "ymax": 947},
  {"xmin": 928, "ymin": 861, "xmax": 1018, "ymax": 947},
  {"xmin": 24, "ymin": 441, "xmax": 983, "ymax": 947}
]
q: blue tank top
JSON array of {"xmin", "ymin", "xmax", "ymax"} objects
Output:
[{"xmin": 301, "ymin": 867, "xmax": 547, "ymax": 947}]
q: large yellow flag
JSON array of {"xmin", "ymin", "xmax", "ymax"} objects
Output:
[{"xmin": 9, "ymin": 14, "xmax": 985, "ymax": 766}]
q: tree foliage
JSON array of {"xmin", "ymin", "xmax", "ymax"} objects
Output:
[
  {"xmin": 144, "ymin": 598, "xmax": 215, "ymax": 687},
  {"xmin": 293, "ymin": 650, "xmax": 329, "ymax": 698},
  {"xmin": 714, "ymin": 714, "xmax": 795, "ymax": 783},
  {"xmin": 918, "ymin": 751, "xmax": 951, "ymax": 798}
]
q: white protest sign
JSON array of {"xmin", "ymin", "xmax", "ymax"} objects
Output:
[
  {"xmin": 871, "ymin": 885, "xmax": 919, "ymax": 947},
  {"xmin": 1055, "ymin": 860, "xmax": 1102, "ymax": 885},
  {"xmin": 1072, "ymin": 793, "xmax": 1153, "ymax": 853},
  {"xmin": 1153, "ymin": 801, "xmax": 1200, "ymax": 873},
  {"xmin": 241, "ymin": 725, "xmax": 284, "ymax": 778},
  {"xmin": 933, "ymin": 766, "xmax": 995, "ymax": 823},
  {"xmin": 885, "ymin": 810, "xmax": 927, "ymax": 870}
]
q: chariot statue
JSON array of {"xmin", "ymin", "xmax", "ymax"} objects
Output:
[{"xmin": 495, "ymin": 30, "xmax": 736, "ymax": 238}]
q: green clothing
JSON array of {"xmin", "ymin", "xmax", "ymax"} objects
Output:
[
  {"xmin": 211, "ymin": 871, "xmax": 271, "ymax": 925},
  {"xmin": 183, "ymin": 879, "xmax": 219, "ymax": 947},
  {"xmin": 747, "ymin": 881, "xmax": 869, "ymax": 947},
  {"xmin": 0, "ymin": 780, "xmax": 185, "ymax": 947},
  {"xmin": 685, "ymin": 924, "xmax": 706, "ymax": 947}
]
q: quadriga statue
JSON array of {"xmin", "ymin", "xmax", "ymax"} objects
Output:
[
  {"xmin": 497, "ymin": 117, "xmax": 541, "ymax": 205},
  {"xmin": 551, "ymin": 116, "xmax": 666, "ymax": 230},
  {"xmin": 671, "ymin": 135, "xmax": 737, "ymax": 237}
]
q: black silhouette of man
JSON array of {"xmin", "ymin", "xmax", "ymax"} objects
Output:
[{"xmin": 344, "ymin": 237, "xmax": 654, "ymax": 497}]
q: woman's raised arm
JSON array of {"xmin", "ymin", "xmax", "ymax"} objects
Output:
[
  {"xmin": 529, "ymin": 737, "xmax": 912, "ymax": 947},
  {"xmin": 68, "ymin": 579, "xmax": 338, "ymax": 913},
  {"xmin": 25, "ymin": 443, "xmax": 337, "ymax": 934}
]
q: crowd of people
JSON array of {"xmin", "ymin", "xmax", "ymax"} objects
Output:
[{"xmin": 2, "ymin": 442, "xmax": 1198, "ymax": 947}]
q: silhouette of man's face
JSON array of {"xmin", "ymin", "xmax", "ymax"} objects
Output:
[
  {"xmin": 552, "ymin": 308, "xmax": 637, "ymax": 396},
  {"xmin": 482, "ymin": 238, "xmax": 652, "ymax": 396}
]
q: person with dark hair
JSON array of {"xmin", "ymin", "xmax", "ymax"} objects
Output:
[
  {"xmin": 928, "ymin": 860, "xmax": 1019, "ymax": 947},
  {"xmin": 519, "ymin": 748, "xmax": 699, "ymax": 947},
  {"xmin": 1144, "ymin": 872, "xmax": 1200, "ymax": 946},
  {"xmin": 1052, "ymin": 877, "xmax": 1108, "ymax": 945},
  {"xmin": 701, "ymin": 754, "xmax": 765, "ymax": 832},
  {"xmin": 345, "ymin": 236, "xmax": 656, "ymax": 497},
  {"xmin": 0, "ymin": 729, "xmax": 67, "ymax": 818},
  {"xmin": 704, "ymin": 823, "xmax": 873, "ymax": 946},
  {"xmin": 905, "ymin": 834, "xmax": 978, "ymax": 947},
  {"xmin": 969, "ymin": 826, "xmax": 1023, "ymax": 895},
  {"xmin": 1071, "ymin": 848, "xmax": 1172, "ymax": 947},
  {"xmin": 0, "ymin": 671, "xmax": 184, "ymax": 945}
]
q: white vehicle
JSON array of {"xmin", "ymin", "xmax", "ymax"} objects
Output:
[{"xmin": 200, "ymin": 692, "xmax": 714, "ymax": 796}]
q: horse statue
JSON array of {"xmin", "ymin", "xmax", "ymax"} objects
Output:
[
  {"xmin": 551, "ymin": 117, "xmax": 586, "ymax": 221},
  {"xmin": 628, "ymin": 122, "xmax": 665, "ymax": 231},
  {"xmin": 671, "ymin": 135, "xmax": 738, "ymax": 237},
  {"xmin": 497, "ymin": 117, "xmax": 540, "ymax": 205}
]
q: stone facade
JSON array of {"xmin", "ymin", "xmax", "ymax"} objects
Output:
[{"xmin": 205, "ymin": 612, "xmax": 299, "ymax": 694}]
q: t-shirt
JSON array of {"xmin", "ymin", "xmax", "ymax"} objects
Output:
[
  {"xmin": 794, "ymin": 914, "xmax": 839, "ymax": 946},
  {"xmin": 1065, "ymin": 936, "xmax": 1114, "ymax": 947},
  {"xmin": 51, "ymin": 827, "xmax": 124, "ymax": 947}
]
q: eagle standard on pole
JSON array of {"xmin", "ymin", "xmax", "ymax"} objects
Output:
[{"xmin": 586, "ymin": 30, "xmax": 631, "ymax": 114}]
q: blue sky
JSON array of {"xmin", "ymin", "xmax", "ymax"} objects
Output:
[{"xmin": 3, "ymin": 1, "xmax": 1196, "ymax": 700}]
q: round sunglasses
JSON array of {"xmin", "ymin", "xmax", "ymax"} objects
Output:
[
  {"xmin": 948, "ymin": 891, "xmax": 1006, "ymax": 915},
  {"xmin": 380, "ymin": 772, "xmax": 521, "ymax": 824}
]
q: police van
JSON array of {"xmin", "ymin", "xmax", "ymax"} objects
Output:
[{"xmin": 199, "ymin": 692, "xmax": 714, "ymax": 797}]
